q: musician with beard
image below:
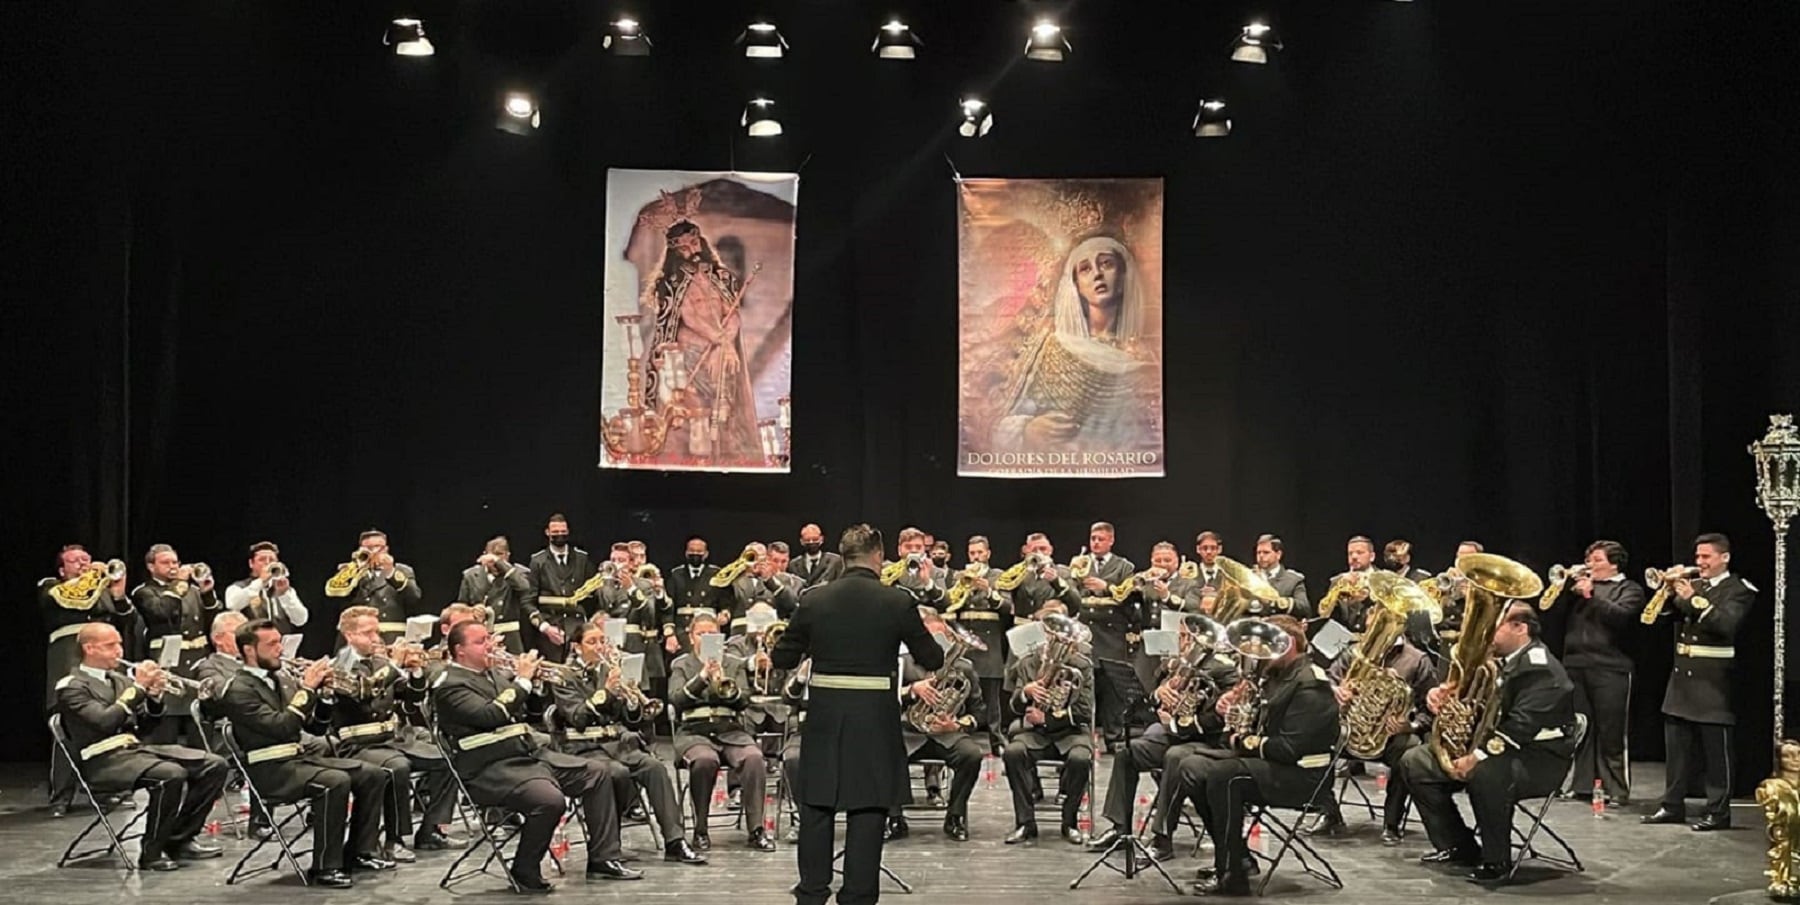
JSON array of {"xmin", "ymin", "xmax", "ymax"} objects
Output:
[
  {"xmin": 131, "ymin": 544, "xmax": 221, "ymax": 744},
  {"xmin": 646, "ymin": 219, "xmax": 760, "ymax": 464},
  {"xmin": 1322, "ymin": 536, "xmax": 1381, "ymax": 635},
  {"xmin": 1009, "ymin": 533, "xmax": 1081, "ymax": 624},
  {"xmin": 1073, "ymin": 521, "xmax": 1140, "ymax": 748},
  {"xmin": 890, "ymin": 528, "xmax": 947, "ymax": 606},
  {"xmin": 1253, "ymin": 534, "xmax": 1312, "ymax": 619},
  {"xmin": 528, "ymin": 513, "xmax": 597, "ymax": 662}
]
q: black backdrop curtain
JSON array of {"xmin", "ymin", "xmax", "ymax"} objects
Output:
[{"xmin": 4, "ymin": 0, "xmax": 1796, "ymax": 786}]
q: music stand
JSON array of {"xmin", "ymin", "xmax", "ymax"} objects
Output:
[
  {"xmin": 832, "ymin": 847, "xmax": 912, "ymax": 893},
  {"xmin": 1068, "ymin": 657, "xmax": 1183, "ymax": 895}
]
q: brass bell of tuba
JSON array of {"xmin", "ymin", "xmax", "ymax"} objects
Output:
[
  {"xmin": 1206, "ymin": 556, "xmax": 1282, "ymax": 623},
  {"xmin": 1340, "ymin": 572, "xmax": 1438, "ymax": 759},
  {"xmin": 1220, "ymin": 617, "xmax": 1293, "ymax": 737}
]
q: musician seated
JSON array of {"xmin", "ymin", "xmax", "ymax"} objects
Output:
[
  {"xmin": 194, "ymin": 610, "xmax": 248, "ymax": 712},
  {"xmin": 668, "ymin": 613, "xmax": 776, "ymax": 852},
  {"xmin": 1089, "ymin": 613, "xmax": 1239, "ymax": 861},
  {"xmin": 1312, "ymin": 609, "xmax": 1438, "ymax": 843},
  {"xmin": 1176, "ymin": 616, "xmax": 1339, "ymax": 896},
  {"xmin": 216, "ymin": 619, "xmax": 393, "ymax": 888},
  {"xmin": 431, "ymin": 621, "xmax": 641, "ymax": 890},
  {"xmin": 1399, "ymin": 601, "xmax": 1577, "ymax": 884},
  {"xmin": 55, "ymin": 623, "xmax": 227, "ymax": 871},
  {"xmin": 550, "ymin": 622, "xmax": 706, "ymax": 865},
  {"xmin": 1002, "ymin": 605, "xmax": 1095, "ymax": 847},
  {"xmin": 331, "ymin": 606, "xmax": 456, "ymax": 857},
  {"xmin": 890, "ymin": 607, "xmax": 986, "ymax": 843}
]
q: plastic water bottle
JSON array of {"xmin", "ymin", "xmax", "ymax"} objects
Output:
[
  {"xmin": 1592, "ymin": 779, "xmax": 1606, "ymax": 819},
  {"xmin": 983, "ymin": 756, "xmax": 997, "ymax": 789},
  {"xmin": 551, "ymin": 816, "xmax": 570, "ymax": 859},
  {"xmin": 1134, "ymin": 794, "xmax": 1151, "ymax": 834},
  {"xmin": 1376, "ymin": 771, "xmax": 1388, "ymax": 792},
  {"xmin": 765, "ymin": 795, "xmax": 777, "ymax": 832},
  {"xmin": 1247, "ymin": 822, "xmax": 1263, "ymax": 852}
]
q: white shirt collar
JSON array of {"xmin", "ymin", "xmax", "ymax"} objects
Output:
[
  {"xmin": 1596, "ymin": 573, "xmax": 1624, "ymax": 583},
  {"xmin": 79, "ymin": 664, "xmax": 110, "ymax": 682},
  {"xmin": 1503, "ymin": 643, "xmax": 1532, "ymax": 667},
  {"xmin": 1263, "ymin": 565, "xmax": 1283, "ymax": 578},
  {"xmin": 244, "ymin": 664, "xmax": 275, "ymax": 681}
]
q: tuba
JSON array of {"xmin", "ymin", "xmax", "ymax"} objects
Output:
[
  {"xmin": 1165, "ymin": 613, "xmax": 1229, "ymax": 729},
  {"xmin": 1207, "ymin": 556, "xmax": 1282, "ymax": 623},
  {"xmin": 710, "ymin": 546, "xmax": 761, "ymax": 587},
  {"xmin": 1640, "ymin": 565, "xmax": 1701, "ymax": 624},
  {"xmin": 1429, "ymin": 552, "xmax": 1543, "ymax": 772},
  {"xmin": 945, "ymin": 562, "xmax": 987, "ymax": 612},
  {"xmin": 1538, "ymin": 563, "xmax": 1588, "ymax": 611},
  {"xmin": 325, "ymin": 548, "xmax": 373, "ymax": 598},
  {"xmin": 1341, "ymin": 572, "xmax": 1439, "ymax": 759},
  {"xmin": 1032, "ymin": 614, "xmax": 1091, "ymax": 715},
  {"xmin": 1220, "ymin": 617, "xmax": 1293, "ymax": 737},
  {"xmin": 903, "ymin": 623, "xmax": 988, "ymax": 732}
]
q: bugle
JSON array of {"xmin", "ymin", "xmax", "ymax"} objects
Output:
[{"xmin": 1640, "ymin": 565, "xmax": 1702, "ymax": 624}]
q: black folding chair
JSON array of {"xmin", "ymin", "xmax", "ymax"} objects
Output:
[
  {"xmin": 220, "ymin": 721, "xmax": 320, "ymax": 886},
  {"xmin": 667, "ymin": 705, "xmax": 749, "ymax": 834},
  {"xmin": 544, "ymin": 707, "xmax": 658, "ymax": 851},
  {"xmin": 433, "ymin": 728, "xmax": 533, "ymax": 892},
  {"xmin": 1509, "ymin": 714, "xmax": 1589, "ymax": 880},
  {"xmin": 49, "ymin": 715, "xmax": 165, "ymax": 872},
  {"xmin": 1242, "ymin": 742, "xmax": 1348, "ymax": 895}
]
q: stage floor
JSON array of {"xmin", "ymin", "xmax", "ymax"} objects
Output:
[{"xmin": 0, "ymin": 757, "xmax": 1765, "ymax": 903}]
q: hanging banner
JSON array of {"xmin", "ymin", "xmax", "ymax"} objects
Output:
[
  {"xmin": 957, "ymin": 178, "xmax": 1165, "ymax": 478},
  {"xmin": 600, "ymin": 169, "xmax": 798, "ymax": 472}
]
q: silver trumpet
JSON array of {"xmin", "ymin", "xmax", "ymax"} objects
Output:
[{"xmin": 119, "ymin": 663, "xmax": 208, "ymax": 698}]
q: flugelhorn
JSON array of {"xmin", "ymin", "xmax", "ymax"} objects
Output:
[
  {"xmin": 880, "ymin": 552, "xmax": 927, "ymax": 586},
  {"xmin": 1111, "ymin": 566, "xmax": 1169, "ymax": 602},
  {"xmin": 710, "ymin": 546, "xmax": 761, "ymax": 587},
  {"xmin": 325, "ymin": 548, "xmax": 373, "ymax": 597},
  {"xmin": 1640, "ymin": 565, "xmax": 1702, "ymax": 624},
  {"xmin": 945, "ymin": 562, "xmax": 988, "ymax": 611}
]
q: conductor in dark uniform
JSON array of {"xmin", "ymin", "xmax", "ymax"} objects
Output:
[
  {"xmin": 54, "ymin": 623, "xmax": 226, "ymax": 870},
  {"xmin": 1643, "ymin": 532, "xmax": 1756, "ymax": 831},
  {"xmin": 771, "ymin": 524, "xmax": 943, "ymax": 905},
  {"xmin": 528, "ymin": 514, "xmax": 597, "ymax": 661},
  {"xmin": 1401, "ymin": 601, "xmax": 1577, "ymax": 883}
]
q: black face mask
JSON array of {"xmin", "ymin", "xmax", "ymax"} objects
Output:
[
  {"xmin": 548, "ymin": 535, "xmax": 569, "ymax": 548},
  {"xmin": 930, "ymin": 555, "xmax": 951, "ymax": 568},
  {"xmin": 1385, "ymin": 557, "xmax": 1406, "ymax": 570},
  {"xmin": 686, "ymin": 553, "xmax": 707, "ymax": 567},
  {"xmin": 800, "ymin": 542, "xmax": 823, "ymax": 555}
]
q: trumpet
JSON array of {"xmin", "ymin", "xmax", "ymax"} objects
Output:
[
  {"xmin": 1111, "ymin": 566, "xmax": 1169, "ymax": 602},
  {"xmin": 119, "ymin": 663, "xmax": 208, "ymax": 698},
  {"xmin": 279, "ymin": 657, "xmax": 367, "ymax": 698},
  {"xmin": 880, "ymin": 552, "xmax": 927, "ymax": 586},
  {"xmin": 945, "ymin": 562, "xmax": 988, "ymax": 612},
  {"xmin": 325, "ymin": 549, "xmax": 374, "ymax": 597},
  {"xmin": 1538, "ymin": 564, "xmax": 1589, "ymax": 610},
  {"xmin": 1641, "ymin": 565, "xmax": 1703, "ymax": 624},
  {"xmin": 710, "ymin": 546, "xmax": 761, "ymax": 587},
  {"xmin": 265, "ymin": 561, "xmax": 289, "ymax": 582},
  {"xmin": 173, "ymin": 562, "xmax": 213, "ymax": 596}
]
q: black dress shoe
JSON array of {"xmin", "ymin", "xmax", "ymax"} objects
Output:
[
  {"xmin": 1194, "ymin": 860, "xmax": 1260, "ymax": 880},
  {"xmin": 943, "ymin": 815, "xmax": 969, "ymax": 842},
  {"xmin": 925, "ymin": 789, "xmax": 946, "ymax": 809},
  {"xmin": 509, "ymin": 869, "xmax": 552, "ymax": 893},
  {"xmin": 1641, "ymin": 807, "xmax": 1686, "ymax": 825},
  {"xmin": 413, "ymin": 830, "xmax": 451, "ymax": 851},
  {"xmin": 1380, "ymin": 826, "xmax": 1404, "ymax": 846},
  {"xmin": 1467, "ymin": 862, "xmax": 1513, "ymax": 883},
  {"xmin": 692, "ymin": 832, "xmax": 711, "ymax": 852},
  {"xmin": 665, "ymin": 838, "xmax": 707, "ymax": 864},
  {"xmin": 1086, "ymin": 827, "xmax": 1124, "ymax": 851},
  {"xmin": 1420, "ymin": 846, "xmax": 1479, "ymax": 866},
  {"xmin": 1004, "ymin": 825, "xmax": 1038, "ymax": 845},
  {"xmin": 171, "ymin": 837, "xmax": 224, "ymax": 860},
  {"xmin": 353, "ymin": 853, "xmax": 397, "ymax": 871},
  {"xmin": 884, "ymin": 816, "xmax": 910, "ymax": 841},
  {"xmin": 748, "ymin": 827, "xmax": 776, "ymax": 851},
  {"xmin": 1148, "ymin": 835, "xmax": 1175, "ymax": 862},
  {"xmin": 138, "ymin": 855, "xmax": 180, "ymax": 872},
  {"xmin": 309, "ymin": 869, "xmax": 354, "ymax": 889},
  {"xmin": 625, "ymin": 801, "xmax": 649, "ymax": 821},
  {"xmin": 1192, "ymin": 874, "xmax": 1252, "ymax": 896},
  {"xmin": 1061, "ymin": 825, "xmax": 1088, "ymax": 846},
  {"xmin": 586, "ymin": 859, "xmax": 644, "ymax": 881},
  {"xmin": 1299, "ymin": 814, "xmax": 1347, "ymax": 837},
  {"xmin": 1691, "ymin": 815, "xmax": 1732, "ymax": 832}
]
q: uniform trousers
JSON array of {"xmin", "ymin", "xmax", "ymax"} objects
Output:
[
  {"xmin": 1568, "ymin": 667, "xmax": 1631, "ymax": 801},
  {"xmin": 1401, "ymin": 742, "xmax": 1565, "ymax": 865},
  {"xmin": 1660, "ymin": 716, "xmax": 1733, "ymax": 822}
]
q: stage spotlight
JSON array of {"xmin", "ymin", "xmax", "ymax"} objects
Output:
[
  {"xmin": 497, "ymin": 92, "xmax": 540, "ymax": 135},
  {"xmin": 1230, "ymin": 23, "xmax": 1282, "ymax": 64},
  {"xmin": 958, "ymin": 98, "xmax": 993, "ymax": 138},
  {"xmin": 604, "ymin": 17, "xmax": 651, "ymax": 55},
  {"xmin": 384, "ymin": 18, "xmax": 434, "ymax": 57},
  {"xmin": 743, "ymin": 96, "xmax": 782, "ymax": 137},
  {"xmin": 1192, "ymin": 99, "xmax": 1230, "ymax": 137},
  {"xmin": 738, "ymin": 20, "xmax": 788, "ymax": 59},
  {"xmin": 872, "ymin": 20, "xmax": 921, "ymax": 59},
  {"xmin": 1024, "ymin": 21, "xmax": 1069, "ymax": 62}
]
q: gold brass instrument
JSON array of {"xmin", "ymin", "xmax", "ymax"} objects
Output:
[
  {"xmin": 1177, "ymin": 557, "xmax": 1199, "ymax": 581},
  {"xmin": 49, "ymin": 559, "xmax": 129, "ymax": 610},
  {"xmin": 752, "ymin": 621, "xmax": 788, "ymax": 695},
  {"xmin": 945, "ymin": 563, "xmax": 988, "ymax": 612},
  {"xmin": 1220, "ymin": 617, "xmax": 1293, "ymax": 737},
  {"xmin": 1538, "ymin": 564, "xmax": 1589, "ymax": 611},
  {"xmin": 1640, "ymin": 565, "xmax": 1702, "ymax": 624},
  {"xmin": 904, "ymin": 623, "xmax": 988, "ymax": 732},
  {"xmin": 487, "ymin": 649, "xmax": 584, "ymax": 688},
  {"xmin": 1316, "ymin": 570, "xmax": 1370, "ymax": 621},
  {"xmin": 1417, "ymin": 569, "xmax": 1463, "ymax": 611},
  {"xmin": 1341, "ymin": 572, "xmax": 1439, "ymax": 759},
  {"xmin": 1032, "ymin": 614, "xmax": 1090, "ymax": 715},
  {"xmin": 171, "ymin": 562, "xmax": 212, "ymax": 597},
  {"xmin": 636, "ymin": 563, "xmax": 662, "ymax": 582},
  {"xmin": 568, "ymin": 561, "xmax": 621, "ymax": 607},
  {"xmin": 1067, "ymin": 549, "xmax": 1094, "ymax": 581},
  {"xmin": 710, "ymin": 546, "xmax": 761, "ymax": 587},
  {"xmin": 1207, "ymin": 556, "xmax": 1281, "ymax": 623},
  {"xmin": 1429, "ymin": 552, "xmax": 1543, "ymax": 772},
  {"xmin": 325, "ymin": 549, "xmax": 373, "ymax": 598},
  {"xmin": 994, "ymin": 552, "xmax": 1053, "ymax": 592},
  {"xmin": 599, "ymin": 643, "xmax": 665, "ymax": 719},
  {"xmin": 1165, "ymin": 613, "xmax": 1229, "ymax": 729},
  {"xmin": 1111, "ymin": 566, "xmax": 1169, "ymax": 603},
  {"xmin": 880, "ymin": 552, "xmax": 927, "ymax": 587}
]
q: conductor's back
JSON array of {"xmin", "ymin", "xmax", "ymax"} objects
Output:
[{"xmin": 771, "ymin": 524, "xmax": 942, "ymax": 905}]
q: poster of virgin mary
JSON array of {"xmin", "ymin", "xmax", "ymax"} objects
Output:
[{"xmin": 957, "ymin": 178, "xmax": 1165, "ymax": 478}]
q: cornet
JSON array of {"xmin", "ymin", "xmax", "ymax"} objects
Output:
[
  {"xmin": 265, "ymin": 561, "xmax": 289, "ymax": 582},
  {"xmin": 1645, "ymin": 565, "xmax": 1701, "ymax": 590},
  {"xmin": 1538, "ymin": 563, "xmax": 1590, "ymax": 610}
]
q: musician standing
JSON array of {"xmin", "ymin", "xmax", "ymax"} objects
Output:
[
  {"xmin": 528, "ymin": 513, "xmax": 597, "ymax": 661},
  {"xmin": 1002, "ymin": 603, "xmax": 1095, "ymax": 846},
  {"xmin": 665, "ymin": 536, "xmax": 727, "ymax": 657},
  {"xmin": 893, "ymin": 607, "xmax": 986, "ymax": 842},
  {"xmin": 1178, "ymin": 616, "xmax": 1339, "ymax": 895},
  {"xmin": 132, "ymin": 544, "xmax": 220, "ymax": 743},
  {"xmin": 1254, "ymin": 534, "xmax": 1312, "ymax": 619},
  {"xmin": 324, "ymin": 529, "xmax": 422, "ymax": 643},
  {"xmin": 217, "ymin": 619, "xmax": 393, "ymax": 888},
  {"xmin": 431, "ymin": 621, "xmax": 641, "ymax": 889},
  {"xmin": 1401, "ymin": 602, "xmax": 1576, "ymax": 882},
  {"xmin": 1072, "ymin": 521, "xmax": 1139, "ymax": 749},
  {"xmin": 55, "ymin": 623, "xmax": 227, "ymax": 870},
  {"xmin": 788, "ymin": 523, "xmax": 844, "ymax": 592},
  {"xmin": 1643, "ymin": 532, "xmax": 1755, "ymax": 832},
  {"xmin": 770, "ymin": 524, "xmax": 943, "ymax": 905},
  {"xmin": 1549, "ymin": 540, "xmax": 1645, "ymax": 805},
  {"xmin": 945, "ymin": 535, "xmax": 1010, "ymax": 751},
  {"xmin": 1011, "ymin": 533, "xmax": 1080, "ymax": 623},
  {"xmin": 1192, "ymin": 531, "xmax": 1227, "ymax": 601},
  {"xmin": 892, "ymin": 528, "xmax": 946, "ymax": 606},
  {"xmin": 726, "ymin": 542, "xmax": 799, "ymax": 633},
  {"xmin": 457, "ymin": 536, "xmax": 545, "ymax": 656},
  {"xmin": 40, "ymin": 545, "xmax": 133, "ymax": 815},
  {"xmin": 668, "ymin": 613, "xmax": 775, "ymax": 852}
]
